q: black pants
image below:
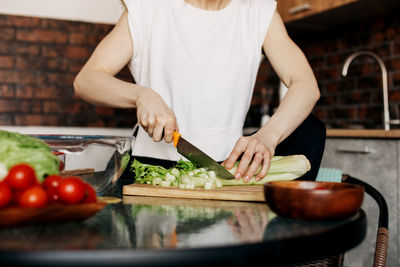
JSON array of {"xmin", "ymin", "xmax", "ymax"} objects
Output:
[
  {"xmin": 124, "ymin": 114, "xmax": 326, "ymax": 181},
  {"xmin": 275, "ymin": 114, "xmax": 326, "ymax": 181}
]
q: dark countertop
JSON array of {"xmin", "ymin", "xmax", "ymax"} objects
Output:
[{"xmin": 0, "ymin": 178, "xmax": 367, "ymax": 267}]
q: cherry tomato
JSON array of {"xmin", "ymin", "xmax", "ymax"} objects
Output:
[
  {"xmin": 46, "ymin": 187, "xmax": 60, "ymax": 203},
  {"xmin": 43, "ymin": 175, "xmax": 63, "ymax": 191},
  {"xmin": 0, "ymin": 182, "xmax": 12, "ymax": 208},
  {"xmin": 83, "ymin": 183, "xmax": 97, "ymax": 203},
  {"xmin": 5, "ymin": 163, "xmax": 38, "ymax": 191},
  {"xmin": 11, "ymin": 190, "xmax": 23, "ymax": 206},
  {"xmin": 43, "ymin": 175, "xmax": 63, "ymax": 203},
  {"xmin": 58, "ymin": 177, "xmax": 86, "ymax": 204},
  {"xmin": 19, "ymin": 186, "xmax": 48, "ymax": 208}
]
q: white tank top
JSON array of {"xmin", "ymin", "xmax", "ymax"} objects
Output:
[{"xmin": 124, "ymin": 0, "xmax": 277, "ymax": 161}]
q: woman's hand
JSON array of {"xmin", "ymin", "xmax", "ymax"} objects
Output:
[
  {"xmin": 223, "ymin": 132, "xmax": 277, "ymax": 183},
  {"xmin": 136, "ymin": 87, "xmax": 178, "ymax": 143}
]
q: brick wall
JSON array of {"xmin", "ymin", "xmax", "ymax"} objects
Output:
[
  {"xmin": 251, "ymin": 11, "xmax": 400, "ymax": 129},
  {"xmin": 0, "ymin": 14, "xmax": 135, "ymax": 128}
]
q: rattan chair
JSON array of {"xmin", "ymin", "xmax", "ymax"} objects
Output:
[
  {"xmin": 344, "ymin": 175, "xmax": 389, "ymax": 267},
  {"xmin": 287, "ymin": 174, "xmax": 389, "ymax": 267}
]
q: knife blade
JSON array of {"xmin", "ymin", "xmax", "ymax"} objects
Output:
[{"xmin": 173, "ymin": 131, "xmax": 235, "ymax": 180}]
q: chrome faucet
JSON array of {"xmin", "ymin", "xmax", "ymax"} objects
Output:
[{"xmin": 342, "ymin": 51, "xmax": 397, "ymax": 131}]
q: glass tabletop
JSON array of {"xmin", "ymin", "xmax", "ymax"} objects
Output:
[{"xmin": 0, "ymin": 178, "xmax": 366, "ymax": 266}]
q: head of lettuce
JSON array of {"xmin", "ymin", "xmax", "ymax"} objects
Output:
[{"xmin": 0, "ymin": 130, "xmax": 60, "ymax": 182}]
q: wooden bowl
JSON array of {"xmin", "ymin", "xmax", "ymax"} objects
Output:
[{"xmin": 264, "ymin": 181, "xmax": 364, "ymax": 221}]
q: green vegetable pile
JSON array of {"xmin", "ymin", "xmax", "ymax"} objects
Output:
[
  {"xmin": 132, "ymin": 159, "xmax": 202, "ymax": 188},
  {"xmin": 0, "ymin": 130, "xmax": 60, "ymax": 182},
  {"xmin": 131, "ymin": 155, "xmax": 311, "ymax": 190}
]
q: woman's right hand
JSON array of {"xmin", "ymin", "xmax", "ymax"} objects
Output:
[{"xmin": 136, "ymin": 87, "xmax": 178, "ymax": 143}]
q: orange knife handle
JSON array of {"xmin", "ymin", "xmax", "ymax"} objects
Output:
[{"xmin": 172, "ymin": 131, "xmax": 181, "ymax": 147}]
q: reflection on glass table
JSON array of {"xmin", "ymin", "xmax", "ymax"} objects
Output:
[{"xmin": 124, "ymin": 196, "xmax": 275, "ymax": 249}]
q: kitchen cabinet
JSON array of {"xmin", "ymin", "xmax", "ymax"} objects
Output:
[
  {"xmin": 277, "ymin": 0, "xmax": 400, "ymax": 33},
  {"xmin": 321, "ymin": 138, "xmax": 398, "ymax": 267},
  {"xmin": 277, "ymin": 0, "xmax": 359, "ymax": 23}
]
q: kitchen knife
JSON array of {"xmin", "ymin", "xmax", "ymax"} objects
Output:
[{"xmin": 173, "ymin": 131, "xmax": 235, "ymax": 180}]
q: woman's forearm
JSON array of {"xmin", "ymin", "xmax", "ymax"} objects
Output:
[
  {"xmin": 73, "ymin": 10, "xmax": 139, "ymax": 109},
  {"xmin": 257, "ymin": 78, "xmax": 320, "ymax": 148},
  {"xmin": 74, "ymin": 69, "xmax": 141, "ymax": 109},
  {"xmin": 258, "ymin": 11, "xmax": 320, "ymax": 150}
]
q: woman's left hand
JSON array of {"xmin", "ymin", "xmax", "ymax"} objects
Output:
[{"xmin": 222, "ymin": 133, "xmax": 277, "ymax": 183}]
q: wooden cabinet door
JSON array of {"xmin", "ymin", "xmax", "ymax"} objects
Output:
[
  {"xmin": 277, "ymin": 0, "xmax": 359, "ymax": 22},
  {"xmin": 321, "ymin": 138, "xmax": 398, "ymax": 267}
]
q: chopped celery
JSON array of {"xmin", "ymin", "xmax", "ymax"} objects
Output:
[
  {"xmin": 131, "ymin": 155, "xmax": 310, "ymax": 190},
  {"xmin": 208, "ymin": 171, "xmax": 216, "ymax": 178},
  {"xmin": 165, "ymin": 173, "xmax": 176, "ymax": 182},
  {"xmin": 170, "ymin": 168, "xmax": 180, "ymax": 177},
  {"xmin": 152, "ymin": 177, "xmax": 163, "ymax": 186},
  {"xmin": 131, "ymin": 159, "xmax": 167, "ymax": 185},
  {"xmin": 160, "ymin": 180, "xmax": 171, "ymax": 187}
]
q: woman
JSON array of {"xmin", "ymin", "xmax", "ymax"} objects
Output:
[{"xmin": 74, "ymin": 0, "xmax": 324, "ymax": 182}]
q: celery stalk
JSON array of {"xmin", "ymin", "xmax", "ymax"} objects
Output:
[{"xmin": 222, "ymin": 155, "xmax": 310, "ymax": 185}]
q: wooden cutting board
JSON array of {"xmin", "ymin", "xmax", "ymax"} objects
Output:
[
  {"xmin": 123, "ymin": 183, "xmax": 265, "ymax": 202},
  {"xmin": 123, "ymin": 195, "xmax": 267, "ymax": 208}
]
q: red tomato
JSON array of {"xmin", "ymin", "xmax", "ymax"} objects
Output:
[
  {"xmin": 47, "ymin": 187, "xmax": 60, "ymax": 203},
  {"xmin": 43, "ymin": 175, "xmax": 63, "ymax": 190},
  {"xmin": 0, "ymin": 182, "xmax": 12, "ymax": 208},
  {"xmin": 58, "ymin": 177, "xmax": 86, "ymax": 204},
  {"xmin": 43, "ymin": 175, "xmax": 63, "ymax": 203},
  {"xmin": 19, "ymin": 186, "xmax": 48, "ymax": 208},
  {"xmin": 11, "ymin": 190, "xmax": 23, "ymax": 206},
  {"xmin": 5, "ymin": 163, "xmax": 38, "ymax": 191},
  {"xmin": 83, "ymin": 183, "xmax": 97, "ymax": 203}
]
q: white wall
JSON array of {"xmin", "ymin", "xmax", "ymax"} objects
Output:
[{"xmin": 0, "ymin": 0, "xmax": 123, "ymax": 24}]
